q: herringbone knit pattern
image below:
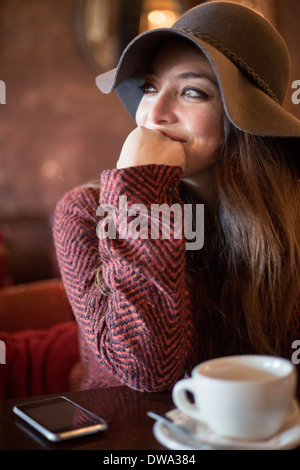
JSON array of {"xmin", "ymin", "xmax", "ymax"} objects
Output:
[
  {"xmin": 53, "ymin": 164, "xmax": 300, "ymax": 391},
  {"xmin": 53, "ymin": 165, "xmax": 196, "ymax": 392}
]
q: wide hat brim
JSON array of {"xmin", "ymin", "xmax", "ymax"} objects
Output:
[{"xmin": 96, "ymin": 28, "xmax": 300, "ymax": 170}]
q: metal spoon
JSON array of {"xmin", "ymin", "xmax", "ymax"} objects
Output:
[{"xmin": 147, "ymin": 411, "xmax": 206, "ymax": 450}]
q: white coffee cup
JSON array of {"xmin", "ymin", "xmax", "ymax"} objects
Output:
[{"xmin": 172, "ymin": 355, "xmax": 297, "ymax": 441}]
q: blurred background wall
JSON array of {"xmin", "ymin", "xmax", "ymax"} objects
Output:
[{"xmin": 0, "ymin": 0, "xmax": 299, "ymax": 285}]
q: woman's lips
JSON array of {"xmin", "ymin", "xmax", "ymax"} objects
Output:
[{"xmin": 161, "ymin": 131, "xmax": 186, "ymax": 143}]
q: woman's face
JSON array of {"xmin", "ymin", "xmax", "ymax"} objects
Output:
[{"xmin": 135, "ymin": 40, "xmax": 224, "ymax": 178}]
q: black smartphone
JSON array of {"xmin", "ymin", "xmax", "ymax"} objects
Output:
[{"xmin": 13, "ymin": 396, "xmax": 108, "ymax": 442}]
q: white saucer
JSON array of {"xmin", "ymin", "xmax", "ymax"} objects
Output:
[{"xmin": 153, "ymin": 400, "xmax": 300, "ymax": 450}]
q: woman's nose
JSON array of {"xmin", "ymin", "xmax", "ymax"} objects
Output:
[{"xmin": 147, "ymin": 92, "xmax": 177, "ymax": 125}]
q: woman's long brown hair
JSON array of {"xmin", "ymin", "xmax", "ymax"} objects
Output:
[{"xmin": 183, "ymin": 117, "xmax": 300, "ymax": 359}]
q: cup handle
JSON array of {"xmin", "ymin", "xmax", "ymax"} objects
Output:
[{"xmin": 172, "ymin": 378, "xmax": 205, "ymax": 422}]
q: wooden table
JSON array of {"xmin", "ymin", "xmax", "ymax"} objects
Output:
[
  {"xmin": 0, "ymin": 386, "xmax": 174, "ymax": 451},
  {"xmin": 1, "ymin": 384, "xmax": 300, "ymax": 460}
]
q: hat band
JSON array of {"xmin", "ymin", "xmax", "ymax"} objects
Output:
[{"xmin": 176, "ymin": 28, "xmax": 280, "ymax": 104}]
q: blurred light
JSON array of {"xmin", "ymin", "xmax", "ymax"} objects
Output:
[
  {"xmin": 148, "ymin": 10, "xmax": 177, "ymax": 29},
  {"xmin": 41, "ymin": 159, "xmax": 60, "ymax": 179}
]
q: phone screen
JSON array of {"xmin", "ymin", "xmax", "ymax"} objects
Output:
[{"xmin": 13, "ymin": 396, "xmax": 107, "ymax": 440}]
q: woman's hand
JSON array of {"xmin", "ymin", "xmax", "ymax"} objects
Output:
[{"xmin": 116, "ymin": 126, "xmax": 186, "ymax": 171}]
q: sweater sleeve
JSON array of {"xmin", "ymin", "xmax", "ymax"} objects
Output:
[{"xmin": 53, "ymin": 164, "xmax": 195, "ymax": 392}]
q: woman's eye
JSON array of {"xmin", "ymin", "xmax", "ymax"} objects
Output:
[
  {"xmin": 182, "ymin": 87, "xmax": 208, "ymax": 99},
  {"xmin": 139, "ymin": 82, "xmax": 156, "ymax": 94}
]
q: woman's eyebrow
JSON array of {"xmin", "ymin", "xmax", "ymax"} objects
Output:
[
  {"xmin": 177, "ymin": 72, "xmax": 218, "ymax": 88},
  {"xmin": 146, "ymin": 69, "xmax": 219, "ymax": 88}
]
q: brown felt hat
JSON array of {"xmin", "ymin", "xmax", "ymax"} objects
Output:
[{"xmin": 96, "ymin": 1, "xmax": 300, "ymax": 170}]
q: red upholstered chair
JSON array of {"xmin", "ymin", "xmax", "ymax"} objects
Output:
[{"xmin": 0, "ymin": 278, "xmax": 80, "ymax": 399}]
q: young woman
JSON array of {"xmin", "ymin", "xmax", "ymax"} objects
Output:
[{"xmin": 53, "ymin": 2, "xmax": 300, "ymax": 392}]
